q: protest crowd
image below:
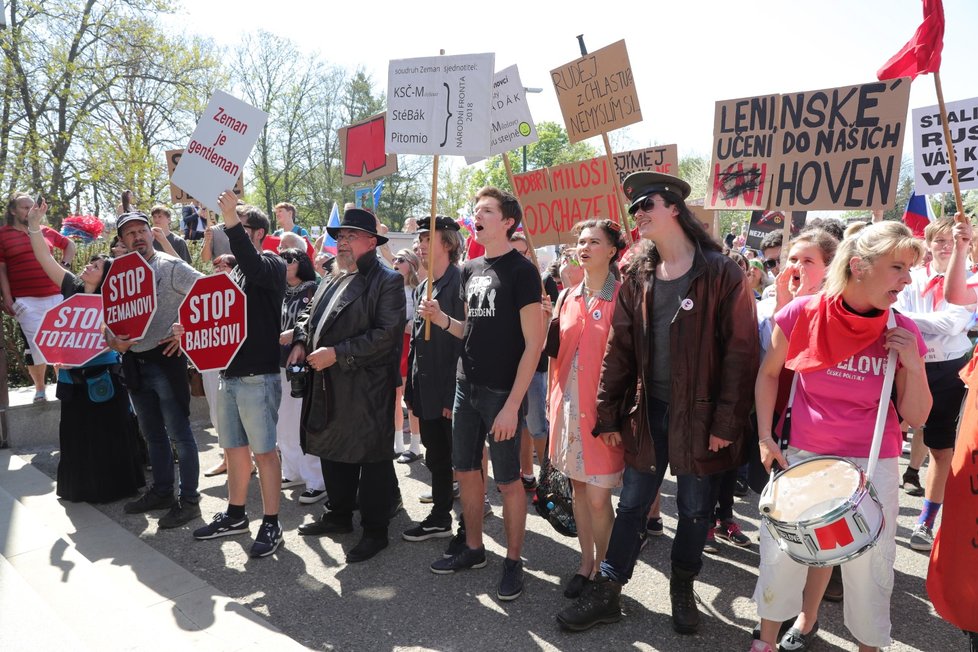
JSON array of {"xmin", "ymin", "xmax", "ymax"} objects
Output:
[{"xmin": 2, "ymin": 4, "xmax": 978, "ymax": 650}]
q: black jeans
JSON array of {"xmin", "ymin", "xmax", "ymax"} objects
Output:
[
  {"xmin": 321, "ymin": 458, "xmax": 397, "ymax": 538},
  {"xmin": 713, "ymin": 467, "xmax": 738, "ymax": 522},
  {"xmin": 419, "ymin": 416, "xmax": 453, "ymax": 525}
]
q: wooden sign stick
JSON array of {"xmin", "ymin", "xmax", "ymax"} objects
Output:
[
  {"xmin": 600, "ymin": 133, "xmax": 634, "ymax": 246},
  {"xmin": 424, "ymin": 154, "xmax": 439, "ymax": 341},
  {"xmin": 934, "ymin": 72, "xmax": 965, "ymax": 218}
]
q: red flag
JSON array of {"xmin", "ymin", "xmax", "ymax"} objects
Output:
[{"xmin": 877, "ymin": 0, "xmax": 944, "ymax": 80}]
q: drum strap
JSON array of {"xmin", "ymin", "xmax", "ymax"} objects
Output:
[{"xmin": 781, "ymin": 310, "xmax": 898, "ymax": 481}]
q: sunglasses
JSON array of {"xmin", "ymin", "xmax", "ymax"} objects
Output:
[
  {"xmin": 629, "ymin": 197, "xmax": 662, "ymax": 215},
  {"xmin": 763, "ymin": 258, "xmax": 779, "ymax": 270},
  {"xmin": 393, "ymin": 256, "xmax": 406, "ymax": 263}
]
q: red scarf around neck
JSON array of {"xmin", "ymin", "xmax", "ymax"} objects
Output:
[{"xmin": 785, "ymin": 293, "xmax": 889, "ymax": 373}]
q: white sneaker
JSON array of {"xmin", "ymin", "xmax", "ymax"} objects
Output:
[{"xmin": 299, "ymin": 489, "xmax": 328, "ymax": 504}]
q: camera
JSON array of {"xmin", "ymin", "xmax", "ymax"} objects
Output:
[{"xmin": 285, "ymin": 363, "xmax": 309, "ymax": 398}]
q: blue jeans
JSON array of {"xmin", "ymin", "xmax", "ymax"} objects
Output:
[
  {"xmin": 129, "ymin": 359, "xmax": 200, "ymax": 499},
  {"xmin": 524, "ymin": 370, "xmax": 548, "ymax": 440},
  {"xmin": 599, "ymin": 397, "xmax": 721, "ymax": 584},
  {"xmin": 452, "ymin": 379, "xmax": 521, "ymax": 484}
]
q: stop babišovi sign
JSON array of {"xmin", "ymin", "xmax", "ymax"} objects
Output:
[
  {"xmin": 178, "ymin": 273, "xmax": 247, "ymax": 372},
  {"xmin": 102, "ymin": 251, "xmax": 156, "ymax": 340},
  {"xmin": 33, "ymin": 293, "xmax": 109, "ymax": 366}
]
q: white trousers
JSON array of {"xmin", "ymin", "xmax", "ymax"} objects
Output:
[{"xmin": 277, "ymin": 369, "xmax": 324, "ymax": 490}]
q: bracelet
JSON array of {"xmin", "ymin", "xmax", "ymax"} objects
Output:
[
  {"xmin": 442, "ymin": 315, "xmax": 451, "ymax": 330},
  {"xmin": 27, "ymin": 227, "xmax": 42, "ymax": 234}
]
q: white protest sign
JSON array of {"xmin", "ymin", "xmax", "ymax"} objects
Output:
[
  {"xmin": 170, "ymin": 90, "xmax": 268, "ymax": 213},
  {"xmin": 387, "ymin": 52, "xmax": 494, "ymax": 158},
  {"xmin": 913, "ymin": 96, "xmax": 978, "ymax": 195},
  {"xmin": 465, "ymin": 65, "xmax": 538, "ymax": 164}
]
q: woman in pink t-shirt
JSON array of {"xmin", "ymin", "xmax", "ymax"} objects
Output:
[{"xmin": 751, "ymin": 222, "xmax": 932, "ymax": 652}]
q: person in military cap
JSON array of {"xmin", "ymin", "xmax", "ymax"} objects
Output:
[
  {"xmin": 401, "ymin": 215, "xmax": 466, "ymax": 543},
  {"xmin": 557, "ymin": 172, "xmax": 759, "ymax": 634}
]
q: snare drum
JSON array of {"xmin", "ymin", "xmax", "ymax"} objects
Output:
[{"xmin": 758, "ymin": 455, "xmax": 884, "ymax": 567}]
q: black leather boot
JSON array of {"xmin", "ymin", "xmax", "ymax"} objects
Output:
[
  {"xmin": 556, "ymin": 574, "xmax": 622, "ymax": 632},
  {"xmin": 670, "ymin": 566, "xmax": 699, "ymax": 634}
]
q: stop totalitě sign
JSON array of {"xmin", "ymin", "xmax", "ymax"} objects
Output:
[
  {"xmin": 33, "ymin": 293, "xmax": 109, "ymax": 366},
  {"xmin": 178, "ymin": 273, "xmax": 247, "ymax": 372}
]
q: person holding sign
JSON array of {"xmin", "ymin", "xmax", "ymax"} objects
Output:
[
  {"xmin": 418, "ymin": 187, "xmax": 543, "ymax": 602},
  {"xmin": 107, "ymin": 211, "xmax": 204, "ymax": 529},
  {"xmin": 189, "ymin": 195, "xmax": 287, "ymax": 558},
  {"xmin": 752, "ymin": 222, "xmax": 930, "ymax": 652},
  {"xmin": 26, "ymin": 201, "xmax": 144, "ymax": 503},
  {"xmin": 558, "ymin": 172, "xmax": 758, "ymax": 634},
  {"xmin": 289, "ymin": 208, "xmax": 405, "ymax": 564}
]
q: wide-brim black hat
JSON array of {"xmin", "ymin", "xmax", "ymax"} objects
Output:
[
  {"xmin": 623, "ymin": 172, "xmax": 692, "ymax": 214},
  {"xmin": 417, "ymin": 215, "xmax": 460, "ymax": 233},
  {"xmin": 327, "ymin": 208, "xmax": 388, "ymax": 245}
]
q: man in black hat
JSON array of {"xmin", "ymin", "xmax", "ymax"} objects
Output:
[
  {"xmin": 557, "ymin": 172, "xmax": 758, "ymax": 634},
  {"xmin": 401, "ymin": 216, "xmax": 465, "ymax": 542},
  {"xmin": 106, "ymin": 210, "xmax": 204, "ymax": 529},
  {"xmin": 289, "ymin": 207, "xmax": 406, "ymax": 563}
]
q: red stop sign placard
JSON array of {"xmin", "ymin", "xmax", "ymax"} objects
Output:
[
  {"xmin": 178, "ymin": 273, "xmax": 247, "ymax": 372},
  {"xmin": 33, "ymin": 293, "xmax": 109, "ymax": 366},
  {"xmin": 102, "ymin": 251, "xmax": 156, "ymax": 340}
]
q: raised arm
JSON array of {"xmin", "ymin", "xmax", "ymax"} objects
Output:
[{"xmin": 26, "ymin": 199, "xmax": 69, "ymax": 288}]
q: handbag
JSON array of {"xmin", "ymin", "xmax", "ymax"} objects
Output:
[
  {"xmin": 544, "ymin": 288, "xmax": 569, "ymax": 359},
  {"xmin": 85, "ymin": 369, "xmax": 116, "ymax": 403},
  {"xmin": 534, "ymin": 458, "xmax": 577, "ymax": 537},
  {"xmin": 188, "ymin": 368, "xmax": 205, "ymax": 397}
]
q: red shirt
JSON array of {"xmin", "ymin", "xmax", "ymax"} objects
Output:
[{"xmin": 0, "ymin": 225, "xmax": 69, "ymax": 298}]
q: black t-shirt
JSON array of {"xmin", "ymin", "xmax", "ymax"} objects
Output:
[
  {"xmin": 458, "ymin": 249, "xmax": 540, "ymax": 390},
  {"xmin": 536, "ymin": 273, "xmax": 559, "ymax": 373}
]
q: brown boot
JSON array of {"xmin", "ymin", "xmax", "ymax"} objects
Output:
[{"xmin": 670, "ymin": 566, "xmax": 699, "ymax": 634}]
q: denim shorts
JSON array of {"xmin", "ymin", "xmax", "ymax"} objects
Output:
[
  {"xmin": 452, "ymin": 379, "xmax": 521, "ymax": 484},
  {"xmin": 217, "ymin": 373, "xmax": 281, "ymax": 454}
]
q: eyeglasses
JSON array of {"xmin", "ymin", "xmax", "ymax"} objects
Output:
[
  {"xmin": 393, "ymin": 256, "xmax": 406, "ymax": 263},
  {"xmin": 335, "ymin": 233, "xmax": 365, "ymax": 243},
  {"xmin": 763, "ymin": 258, "xmax": 779, "ymax": 270}
]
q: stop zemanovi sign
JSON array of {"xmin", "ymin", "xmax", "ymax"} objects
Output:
[
  {"xmin": 178, "ymin": 273, "xmax": 247, "ymax": 372},
  {"xmin": 33, "ymin": 293, "xmax": 109, "ymax": 366},
  {"xmin": 102, "ymin": 251, "xmax": 157, "ymax": 340}
]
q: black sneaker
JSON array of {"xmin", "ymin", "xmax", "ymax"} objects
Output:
[
  {"xmin": 403, "ymin": 519, "xmax": 453, "ymax": 542},
  {"xmin": 250, "ymin": 520, "xmax": 283, "ymax": 558},
  {"xmin": 734, "ymin": 477, "xmax": 750, "ymax": 497},
  {"xmin": 521, "ymin": 476, "xmax": 538, "ymax": 492},
  {"xmin": 158, "ymin": 500, "xmax": 201, "ymax": 529},
  {"xmin": 430, "ymin": 545, "xmax": 487, "ymax": 574},
  {"xmin": 646, "ymin": 517, "xmax": 664, "ymax": 536},
  {"xmin": 443, "ymin": 527, "xmax": 467, "ymax": 558},
  {"xmin": 193, "ymin": 512, "xmax": 250, "ymax": 540},
  {"xmin": 124, "ymin": 490, "xmax": 176, "ymax": 514},
  {"xmin": 902, "ymin": 469, "xmax": 925, "ymax": 497},
  {"xmin": 497, "ymin": 557, "xmax": 524, "ymax": 601}
]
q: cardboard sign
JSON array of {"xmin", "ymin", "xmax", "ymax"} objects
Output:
[
  {"xmin": 339, "ymin": 112, "xmax": 398, "ymax": 186},
  {"xmin": 386, "ymin": 52, "xmax": 495, "ymax": 157},
  {"xmin": 465, "ymin": 65, "xmax": 539, "ymax": 164},
  {"xmin": 773, "ymin": 79, "xmax": 911, "ymax": 210},
  {"xmin": 102, "ymin": 251, "xmax": 157, "ymax": 340},
  {"xmin": 550, "ymin": 40, "xmax": 642, "ymax": 144},
  {"xmin": 170, "ymin": 90, "xmax": 268, "ymax": 213},
  {"xmin": 33, "ymin": 294, "xmax": 108, "ymax": 367},
  {"xmin": 745, "ymin": 210, "xmax": 808, "ymax": 250},
  {"xmin": 612, "ymin": 145, "xmax": 680, "ymax": 185},
  {"xmin": 912, "ymin": 96, "xmax": 978, "ymax": 195},
  {"xmin": 166, "ymin": 148, "xmax": 244, "ymax": 205},
  {"xmin": 179, "ymin": 274, "xmax": 247, "ymax": 372},
  {"xmin": 707, "ymin": 94, "xmax": 780, "ymax": 210},
  {"xmin": 513, "ymin": 157, "xmax": 621, "ymax": 247}
]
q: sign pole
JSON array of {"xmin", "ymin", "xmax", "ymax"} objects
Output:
[
  {"xmin": 601, "ymin": 133, "xmax": 634, "ymax": 246},
  {"xmin": 780, "ymin": 211, "xmax": 792, "ymax": 268},
  {"xmin": 424, "ymin": 155, "xmax": 439, "ymax": 341},
  {"xmin": 501, "ymin": 152, "xmax": 545, "ymax": 280},
  {"xmin": 933, "ymin": 72, "xmax": 965, "ymax": 217}
]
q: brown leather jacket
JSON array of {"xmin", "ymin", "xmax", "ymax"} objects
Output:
[{"xmin": 594, "ymin": 244, "xmax": 759, "ymax": 476}]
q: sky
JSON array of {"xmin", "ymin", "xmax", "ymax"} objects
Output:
[{"xmin": 168, "ymin": 0, "xmax": 978, "ymax": 162}]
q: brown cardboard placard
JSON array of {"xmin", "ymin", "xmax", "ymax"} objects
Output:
[
  {"xmin": 166, "ymin": 148, "xmax": 244, "ymax": 205},
  {"xmin": 514, "ymin": 157, "xmax": 621, "ymax": 247},
  {"xmin": 612, "ymin": 145, "xmax": 680, "ymax": 185},
  {"xmin": 772, "ymin": 79, "xmax": 911, "ymax": 210},
  {"xmin": 550, "ymin": 40, "xmax": 642, "ymax": 144},
  {"xmin": 706, "ymin": 94, "xmax": 780, "ymax": 211},
  {"xmin": 339, "ymin": 112, "xmax": 398, "ymax": 186}
]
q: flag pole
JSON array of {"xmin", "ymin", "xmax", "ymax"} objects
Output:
[
  {"xmin": 424, "ymin": 154, "xmax": 439, "ymax": 341},
  {"xmin": 934, "ymin": 71, "xmax": 965, "ymax": 218}
]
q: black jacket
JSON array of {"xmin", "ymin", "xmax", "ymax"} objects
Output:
[
  {"xmin": 293, "ymin": 252, "xmax": 405, "ymax": 463},
  {"xmin": 404, "ymin": 264, "xmax": 464, "ymax": 420}
]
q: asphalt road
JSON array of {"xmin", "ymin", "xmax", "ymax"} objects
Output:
[{"xmin": 25, "ymin": 417, "xmax": 966, "ymax": 652}]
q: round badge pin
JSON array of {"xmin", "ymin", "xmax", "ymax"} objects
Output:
[
  {"xmin": 592, "ymin": 309, "xmax": 602, "ymax": 321},
  {"xmin": 680, "ymin": 298, "xmax": 694, "ymax": 311}
]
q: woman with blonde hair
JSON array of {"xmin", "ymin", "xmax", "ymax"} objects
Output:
[
  {"xmin": 393, "ymin": 248, "xmax": 423, "ymax": 462},
  {"xmin": 751, "ymin": 221, "xmax": 932, "ymax": 652}
]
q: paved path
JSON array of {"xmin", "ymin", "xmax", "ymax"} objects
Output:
[{"xmin": 2, "ymin": 413, "xmax": 966, "ymax": 651}]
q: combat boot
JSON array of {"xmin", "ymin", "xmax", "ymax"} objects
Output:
[
  {"xmin": 556, "ymin": 574, "xmax": 622, "ymax": 632},
  {"xmin": 670, "ymin": 565, "xmax": 700, "ymax": 634}
]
